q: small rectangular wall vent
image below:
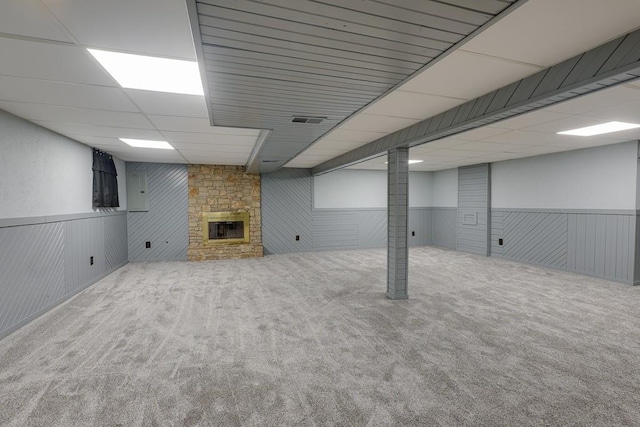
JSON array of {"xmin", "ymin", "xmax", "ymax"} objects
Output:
[{"xmin": 291, "ymin": 116, "xmax": 326, "ymax": 124}]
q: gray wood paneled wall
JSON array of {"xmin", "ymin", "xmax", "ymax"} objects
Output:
[
  {"xmin": 457, "ymin": 164, "xmax": 490, "ymax": 256},
  {"xmin": 0, "ymin": 212, "xmax": 127, "ymax": 340},
  {"xmin": 491, "ymin": 210, "xmax": 637, "ymax": 284},
  {"xmin": 127, "ymin": 163, "xmax": 189, "ymax": 262},
  {"xmin": 261, "ymin": 168, "xmax": 441, "ymax": 254}
]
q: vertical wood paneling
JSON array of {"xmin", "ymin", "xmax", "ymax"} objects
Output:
[
  {"xmin": 496, "ymin": 211, "xmax": 634, "ymax": 284},
  {"xmin": 127, "ymin": 163, "xmax": 189, "ymax": 261},
  {"xmin": 261, "ymin": 168, "xmax": 313, "ymax": 254},
  {"xmin": 408, "ymin": 208, "xmax": 431, "ymax": 247},
  {"xmin": 64, "ymin": 217, "xmax": 105, "ymax": 294},
  {"xmin": 457, "ymin": 164, "xmax": 490, "ymax": 256},
  {"xmin": 433, "ymin": 208, "xmax": 457, "ymax": 250}
]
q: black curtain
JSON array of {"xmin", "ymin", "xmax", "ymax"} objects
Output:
[{"xmin": 92, "ymin": 149, "xmax": 119, "ymax": 208}]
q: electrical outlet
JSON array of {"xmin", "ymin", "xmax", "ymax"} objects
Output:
[
  {"xmin": 498, "ymin": 238, "xmax": 504, "ymax": 246},
  {"xmin": 90, "ymin": 256, "xmax": 94, "ymax": 266},
  {"xmin": 411, "ymin": 231, "xmax": 415, "ymax": 236},
  {"xmin": 295, "ymin": 235, "xmax": 300, "ymax": 241},
  {"xmin": 145, "ymin": 241, "xmax": 151, "ymax": 248}
]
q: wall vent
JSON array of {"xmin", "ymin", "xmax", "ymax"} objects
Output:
[{"xmin": 291, "ymin": 116, "xmax": 326, "ymax": 124}]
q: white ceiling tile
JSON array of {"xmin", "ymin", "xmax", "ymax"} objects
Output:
[
  {"xmin": 285, "ymin": 159, "xmax": 317, "ymax": 168},
  {"xmin": 148, "ymin": 115, "xmax": 214, "ymax": 133},
  {"xmin": 297, "ymin": 147, "xmax": 347, "ymax": 155},
  {"xmin": 492, "ymin": 110, "xmax": 572, "ymax": 130},
  {"xmin": 363, "ymin": 91, "xmax": 466, "ymax": 120},
  {"xmin": 310, "ymin": 140, "xmax": 364, "ymax": 150},
  {"xmin": 412, "ymin": 138, "xmax": 470, "ymax": 150},
  {"xmin": 173, "ymin": 144, "xmax": 252, "ymax": 154},
  {"xmin": 39, "ymin": 123, "xmax": 164, "ymax": 139},
  {"xmin": 163, "ymin": 132, "xmax": 258, "ymax": 146},
  {"xmin": 547, "ymin": 86, "xmax": 640, "ymax": 115},
  {"xmin": 341, "ymin": 113, "xmax": 419, "ymax": 134},
  {"xmin": 0, "ymin": 0, "xmax": 73, "ymax": 42},
  {"xmin": 462, "ymin": 0, "xmax": 640, "ymax": 66},
  {"xmin": 0, "ymin": 38, "xmax": 115, "ymax": 86},
  {"xmin": 481, "ymin": 130, "xmax": 560, "ymax": 145},
  {"xmin": 42, "ymin": 0, "xmax": 196, "ymax": 59},
  {"xmin": 448, "ymin": 141, "xmax": 512, "ymax": 152},
  {"xmin": 400, "ymin": 50, "xmax": 542, "ymax": 99},
  {"xmin": 125, "ymin": 90, "xmax": 208, "ymax": 118},
  {"xmin": 455, "ymin": 126, "xmax": 511, "ymax": 141},
  {"xmin": 66, "ymin": 135, "xmax": 126, "ymax": 149},
  {"xmin": 520, "ymin": 116, "xmax": 616, "ymax": 134},
  {"xmin": 579, "ymin": 100, "xmax": 640, "ymax": 123},
  {"xmin": 0, "ymin": 101, "xmax": 153, "ymax": 129},
  {"xmin": 323, "ymin": 129, "xmax": 388, "ymax": 143},
  {"xmin": 0, "ymin": 75, "xmax": 138, "ymax": 112}
]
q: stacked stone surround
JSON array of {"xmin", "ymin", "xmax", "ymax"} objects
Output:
[{"xmin": 187, "ymin": 165, "xmax": 263, "ymax": 260}]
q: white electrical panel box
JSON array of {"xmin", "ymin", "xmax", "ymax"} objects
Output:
[{"xmin": 127, "ymin": 171, "xmax": 148, "ymax": 212}]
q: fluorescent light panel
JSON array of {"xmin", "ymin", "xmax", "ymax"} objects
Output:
[
  {"xmin": 120, "ymin": 138, "xmax": 174, "ymax": 150},
  {"xmin": 385, "ymin": 160, "xmax": 424, "ymax": 164},
  {"xmin": 88, "ymin": 49, "xmax": 204, "ymax": 95},
  {"xmin": 557, "ymin": 121, "xmax": 640, "ymax": 136}
]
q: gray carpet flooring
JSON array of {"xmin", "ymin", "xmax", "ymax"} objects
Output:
[{"xmin": 1, "ymin": 247, "xmax": 639, "ymax": 426}]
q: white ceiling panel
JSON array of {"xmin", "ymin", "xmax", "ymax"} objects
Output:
[
  {"xmin": 0, "ymin": 101, "xmax": 153, "ymax": 129},
  {"xmin": 0, "ymin": 0, "xmax": 72, "ymax": 43},
  {"xmin": 462, "ymin": 0, "xmax": 640, "ymax": 67},
  {"xmin": 0, "ymin": 37, "xmax": 115, "ymax": 86},
  {"xmin": 38, "ymin": 122, "xmax": 164, "ymax": 140},
  {"xmin": 447, "ymin": 141, "xmax": 513, "ymax": 152},
  {"xmin": 322, "ymin": 129, "xmax": 388, "ymax": 143},
  {"xmin": 42, "ymin": 0, "xmax": 197, "ymax": 59},
  {"xmin": 172, "ymin": 143, "xmax": 253, "ymax": 153},
  {"xmin": 491, "ymin": 110, "xmax": 571, "ymax": 130},
  {"xmin": 399, "ymin": 50, "xmax": 542, "ymax": 99},
  {"xmin": 162, "ymin": 132, "xmax": 258, "ymax": 146},
  {"xmin": 125, "ymin": 90, "xmax": 208, "ymax": 118},
  {"xmin": 413, "ymin": 138, "xmax": 469, "ymax": 150},
  {"xmin": 579, "ymin": 100, "xmax": 640, "ymax": 123},
  {"xmin": 309, "ymin": 140, "xmax": 364, "ymax": 150},
  {"xmin": 67, "ymin": 135, "xmax": 127, "ymax": 148},
  {"xmin": 341, "ymin": 114, "xmax": 419, "ymax": 134},
  {"xmin": 363, "ymin": 90, "xmax": 466, "ymax": 120},
  {"xmin": 454, "ymin": 126, "xmax": 511, "ymax": 141},
  {"xmin": 0, "ymin": 75, "xmax": 138, "ymax": 112},
  {"xmin": 546, "ymin": 86, "xmax": 640, "ymax": 115},
  {"xmin": 481, "ymin": 130, "xmax": 577, "ymax": 145},
  {"xmin": 148, "ymin": 115, "xmax": 222, "ymax": 133}
]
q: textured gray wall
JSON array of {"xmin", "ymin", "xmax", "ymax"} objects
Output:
[
  {"xmin": 457, "ymin": 164, "xmax": 490, "ymax": 256},
  {"xmin": 0, "ymin": 212, "xmax": 127, "ymax": 340},
  {"xmin": 491, "ymin": 210, "xmax": 636, "ymax": 284},
  {"xmin": 127, "ymin": 163, "xmax": 188, "ymax": 262}
]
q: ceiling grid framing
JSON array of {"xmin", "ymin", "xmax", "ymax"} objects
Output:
[
  {"xmin": 188, "ymin": 0, "xmax": 519, "ymax": 173},
  {"xmin": 312, "ymin": 27, "xmax": 640, "ymax": 175}
]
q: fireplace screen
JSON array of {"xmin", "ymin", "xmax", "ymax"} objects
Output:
[{"xmin": 202, "ymin": 212, "xmax": 250, "ymax": 245}]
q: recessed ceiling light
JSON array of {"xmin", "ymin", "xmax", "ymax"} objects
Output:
[
  {"xmin": 119, "ymin": 138, "xmax": 174, "ymax": 150},
  {"xmin": 557, "ymin": 121, "xmax": 640, "ymax": 136},
  {"xmin": 88, "ymin": 49, "xmax": 204, "ymax": 96},
  {"xmin": 385, "ymin": 160, "xmax": 424, "ymax": 164}
]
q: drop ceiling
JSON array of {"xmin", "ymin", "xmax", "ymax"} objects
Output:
[{"xmin": 0, "ymin": 0, "xmax": 639, "ymax": 174}]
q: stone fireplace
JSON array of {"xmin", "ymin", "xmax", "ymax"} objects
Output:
[{"xmin": 188, "ymin": 165, "xmax": 262, "ymax": 261}]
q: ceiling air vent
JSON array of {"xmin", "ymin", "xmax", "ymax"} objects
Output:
[{"xmin": 291, "ymin": 116, "xmax": 326, "ymax": 124}]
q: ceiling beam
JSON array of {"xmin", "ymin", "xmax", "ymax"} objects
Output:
[{"xmin": 312, "ymin": 28, "xmax": 640, "ymax": 175}]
